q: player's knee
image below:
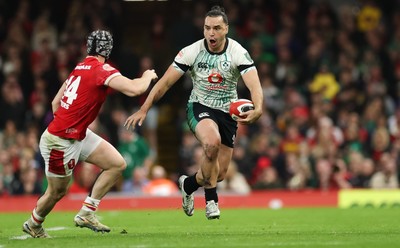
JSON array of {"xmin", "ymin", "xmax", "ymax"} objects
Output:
[
  {"xmin": 51, "ymin": 188, "xmax": 68, "ymax": 201},
  {"xmin": 203, "ymin": 144, "xmax": 219, "ymax": 161},
  {"xmin": 117, "ymin": 159, "xmax": 127, "ymax": 171},
  {"xmin": 107, "ymin": 156, "xmax": 127, "ymax": 172},
  {"xmin": 203, "ymin": 140, "xmax": 220, "ymax": 161}
]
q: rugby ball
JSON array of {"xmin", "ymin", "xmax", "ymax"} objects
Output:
[{"xmin": 229, "ymin": 99, "xmax": 254, "ymax": 121}]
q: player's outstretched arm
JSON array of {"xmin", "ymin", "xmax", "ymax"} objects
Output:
[
  {"xmin": 124, "ymin": 65, "xmax": 183, "ymax": 130},
  {"xmin": 108, "ymin": 69, "xmax": 158, "ymax": 97}
]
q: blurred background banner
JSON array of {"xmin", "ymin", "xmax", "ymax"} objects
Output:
[{"xmin": 338, "ymin": 189, "xmax": 400, "ymax": 208}]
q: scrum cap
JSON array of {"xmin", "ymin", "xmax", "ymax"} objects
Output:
[{"xmin": 86, "ymin": 30, "xmax": 113, "ymax": 59}]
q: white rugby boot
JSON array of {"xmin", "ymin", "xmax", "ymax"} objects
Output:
[
  {"xmin": 22, "ymin": 219, "xmax": 50, "ymax": 238},
  {"xmin": 74, "ymin": 209, "xmax": 110, "ymax": 233},
  {"xmin": 205, "ymin": 200, "xmax": 220, "ymax": 220},
  {"xmin": 178, "ymin": 175, "xmax": 194, "ymax": 216}
]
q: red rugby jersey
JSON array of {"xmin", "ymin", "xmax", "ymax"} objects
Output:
[{"xmin": 48, "ymin": 56, "xmax": 121, "ymax": 140}]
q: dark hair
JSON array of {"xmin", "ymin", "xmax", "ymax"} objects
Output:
[{"xmin": 206, "ymin": 5, "xmax": 228, "ymax": 25}]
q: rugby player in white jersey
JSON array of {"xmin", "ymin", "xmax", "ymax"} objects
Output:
[
  {"xmin": 22, "ymin": 30, "xmax": 158, "ymax": 238},
  {"xmin": 125, "ymin": 5, "xmax": 263, "ymax": 219}
]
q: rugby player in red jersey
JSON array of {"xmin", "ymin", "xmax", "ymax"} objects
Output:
[{"xmin": 22, "ymin": 30, "xmax": 158, "ymax": 238}]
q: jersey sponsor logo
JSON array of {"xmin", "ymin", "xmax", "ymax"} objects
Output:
[
  {"xmin": 208, "ymin": 71, "xmax": 223, "ymax": 84},
  {"xmin": 198, "ymin": 112, "xmax": 210, "ymax": 118},
  {"xmin": 198, "ymin": 62, "xmax": 208, "ymax": 69},
  {"xmin": 65, "ymin": 128, "xmax": 78, "ymax": 134},
  {"xmin": 207, "ymin": 71, "xmax": 227, "ymax": 90},
  {"xmin": 75, "ymin": 65, "xmax": 91, "ymax": 70},
  {"xmin": 207, "ymin": 85, "xmax": 228, "ymax": 90},
  {"xmin": 103, "ymin": 64, "xmax": 115, "ymax": 71},
  {"xmin": 220, "ymin": 61, "xmax": 230, "ymax": 71}
]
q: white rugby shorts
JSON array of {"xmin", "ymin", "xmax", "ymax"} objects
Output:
[{"xmin": 39, "ymin": 129, "xmax": 102, "ymax": 177}]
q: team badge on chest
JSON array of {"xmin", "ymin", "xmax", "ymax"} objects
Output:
[{"xmin": 220, "ymin": 60, "xmax": 230, "ymax": 71}]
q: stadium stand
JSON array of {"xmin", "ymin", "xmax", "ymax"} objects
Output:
[{"xmin": 0, "ymin": 0, "xmax": 399, "ymax": 200}]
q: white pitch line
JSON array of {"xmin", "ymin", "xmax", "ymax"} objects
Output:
[{"xmin": 47, "ymin": 226, "xmax": 69, "ymax": 231}]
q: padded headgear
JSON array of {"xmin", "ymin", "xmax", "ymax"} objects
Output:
[{"xmin": 86, "ymin": 30, "xmax": 113, "ymax": 59}]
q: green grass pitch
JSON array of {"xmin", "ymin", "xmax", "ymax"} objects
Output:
[{"xmin": 0, "ymin": 208, "xmax": 399, "ymax": 248}]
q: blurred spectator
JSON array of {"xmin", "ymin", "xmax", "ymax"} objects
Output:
[
  {"xmin": 218, "ymin": 160, "xmax": 251, "ymax": 195},
  {"xmin": 135, "ymin": 55, "xmax": 159, "ymax": 156},
  {"xmin": 11, "ymin": 159, "xmax": 42, "ymax": 195},
  {"xmin": 291, "ymin": 106, "xmax": 310, "ymax": 135},
  {"xmin": 0, "ymin": 73, "xmax": 25, "ymax": 129},
  {"xmin": 361, "ymin": 97, "xmax": 385, "ymax": 137},
  {"xmin": 349, "ymin": 157, "xmax": 375, "ymax": 188},
  {"xmin": 335, "ymin": 68, "xmax": 363, "ymax": 113},
  {"xmin": 122, "ymin": 166, "xmax": 150, "ymax": 194},
  {"xmin": 315, "ymin": 158, "xmax": 334, "ymax": 191},
  {"xmin": 31, "ymin": 11, "xmax": 58, "ymax": 53},
  {"xmin": 178, "ymin": 123, "xmax": 200, "ymax": 176},
  {"xmin": 357, "ymin": 1, "xmax": 382, "ymax": 32},
  {"xmin": 308, "ymin": 64, "xmax": 340, "ymax": 101},
  {"xmin": 307, "ymin": 116, "xmax": 344, "ymax": 161},
  {"xmin": 340, "ymin": 112, "xmax": 368, "ymax": 156},
  {"xmin": 370, "ymin": 153, "xmax": 399, "ymax": 188},
  {"xmin": 185, "ymin": 144, "xmax": 203, "ymax": 176},
  {"xmin": 279, "ymin": 123, "xmax": 304, "ymax": 154},
  {"xmin": 0, "ymin": 150, "xmax": 11, "ymax": 194},
  {"xmin": 368, "ymin": 115, "xmax": 391, "ymax": 162},
  {"xmin": 252, "ymin": 165, "xmax": 283, "ymax": 190},
  {"xmin": 0, "ymin": 120, "xmax": 18, "ymax": 149},
  {"xmin": 332, "ymin": 158, "xmax": 352, "ymax": 189},
  {"xmin": 284, "ymin": 152, "xmax": 311, "ymax": 190},
  {"xmin": 388, "ymin": 107, "xmax": 400, "ymax": 139},
  {"xmin": 333, "ymin": 151, "xmax": 375, "ymax": 189},
  {"xmin": 248, "ymin": 135, "xmax": 272, "ymax": 185},
  {"xmin": 118, "ymin": 127, "xmax": 153, "ymax": 192},
  {"xmin": 274, "ymin": 33, "xmax": 299, "ymax": 87},
  {"xmin": 142, "ymin": 165, "xmax": 178, "ymax": 196},
  {"xmin": 261, "ymin": 75, "xmax": 284, "ymax": 118}
]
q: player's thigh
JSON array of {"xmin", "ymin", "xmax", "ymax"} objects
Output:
[
  {"xmin": 85, "ymin": 139, "xmax": 125, "ymax": 170},
  {"xmin": 187, "ymin": 102, "xmax": 221, "ymax": 145},
  {"xmin": 80, "ymin": 129, "xmax": 125, "ymax": 170},
  {"xmin": 195, "ymin": 119, "xmax": 221, "ymax": 145}
]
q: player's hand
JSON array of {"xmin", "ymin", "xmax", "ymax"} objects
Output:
[
  {"xmin": 124, "ymin": 108, "xmax": 148, "ymax": 130},
  {"xmin": 236, "ymin": 108, "xmax": 262, "ymax": 125},
  {"xmin": 143, "ymin": 69, "xmax": 158, "ymax": 81}
]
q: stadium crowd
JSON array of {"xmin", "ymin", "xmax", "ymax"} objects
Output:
[{"xmin": 1, "ymin": 0, "xmax": 400, "ymax": 196}]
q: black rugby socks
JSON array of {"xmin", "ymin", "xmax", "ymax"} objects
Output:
[
  {"xmin": 205, "ymin": 187, "xmax": 218, "ymax": 203},
  {"xmin": 184, "ymin": 174, "xmax": 201, "ymax": 195}
]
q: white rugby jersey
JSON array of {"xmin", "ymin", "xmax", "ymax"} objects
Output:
[{"xmin": 173, "ymin": 38, "xmax": 256, "ymax": 112}]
